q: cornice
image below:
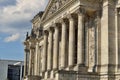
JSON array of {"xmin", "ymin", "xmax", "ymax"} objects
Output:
[
  {"xmin": 31, "ymin": 11, "xmax": 44, "ymax": 23},
  {"xmin": 40, "ymin": 0, "xmax": 53, "ymax": 22}
]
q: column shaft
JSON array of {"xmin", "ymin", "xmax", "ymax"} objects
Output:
[
  {"xmin": 42, "ymin": 31, "xmax": 48, "ymax": 72},
  {"xmin": 68, "ymin": 15, "xmax": 75, "ymax": 66},
  {"xmin": 77, "ymin": 13, "xmax": 84, "ymax": 65},
  {"xmin": 35, "ymin": 42, "xmax": 39, "ymax": 75},
  {"xmin": 47, "ymin": 28, "xmax": 53, "ymax": 70},
  {"xmin": 53, "ymin": 26, "xmax": 59, "ymax": 70},
  {"xmin": 24, "ymin": 49, "xmax": 27, "ymax": 76},
  {"xmin": 28, "ymin": 49, "xmax": 32, "ymax": 75},
  {"xmin": 61, "ymin": 20, "xmax": 67, "ymax": 68}
]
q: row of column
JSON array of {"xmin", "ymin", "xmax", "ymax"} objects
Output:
[
  {"xmin": 24, "ymin": 47, "xmax": 34, "ymax": 76},
  {"xmin": 24, "ymin": 43, "xmax": 42, "ymax": 77},
  {"xmin": 24, "ymin": 49, "xmax": 29, "ymax": 76},
  {"xmin": 42, "ymin": 11, "xmax": 84, "ymax": 72}
]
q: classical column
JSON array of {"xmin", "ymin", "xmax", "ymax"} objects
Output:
[
  {"xmin": 24, "ymin": 48, "xmax": 28, "ymax": 76},
  {"xmin": 77, "ymin": 10, "xmax": 84, "ymax": 65},
  {"xmin": 53, "ymin": 24, "xmax": 59, "ymax": 70},
  {"xmin": 37, "ymin": 46, "xmax": 41, "ymax": 75},
  {"xmin": 68, "ymin": 14, "xmax": 75, "ymax": 67},
  {"xmin": 47, "ymin": 27, "xmax": 54, "ymax": 70},
  {"xmin": 61, "ymin": 19, "xmax": 67, "ymax": 68},
  {"xmin": 42, "ymin": 30, "xmax": 48, "ymax": 72},
  {"xmin": 28, "ymin": 48, "xmax": 32, "ymax": 75},
  {"xmin": 35, "ymin": 42, "xmax": 39, "ymax": 75},
  {"xmin": 113, "ymin": 8, "xmax": 119, "ymax": 72}
]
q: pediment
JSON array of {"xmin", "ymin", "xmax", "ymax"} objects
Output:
[{"xmin": 41, "ymin": 0, "xmax": 70, "ymax": 22}]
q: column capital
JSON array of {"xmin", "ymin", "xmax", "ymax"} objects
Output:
[
  {"xmin": 54, "ymin": 23, "xmax": 61, "ymax": 29},
  {"xmin": 60, "ymin": 18, "xmax": 68, "ymax": 24},
  {"xmin": 48, "ymin": 27, "xmax": 54, "ymax": 32},
  {"xmin": 43, "ymin": 30, "xmax": 48, "ymax": 35},
  {"xmin": 75, "ymin": 7, "xmax": 86, "ymax": 16},
  {"xmin": 36, "ymin": 42, "xmax": 39, "ymax": 46},
  {"xmin": 30, "ymin": 46, "xmax": 35, "ymax": 49},
  {"xmin": 24, "ymin": 48, "xmax": 29, "ymax": 52},
  {"xmin": 115, "ymin": 8, "xmax": 118, "ymax": 16},
  {"xmin": 117, "ymin": 8, "xmax": 120, "ymax": 14},
  {"xmin": 67, "ymin": 14, "xmax": 76, "ymax": 21}
]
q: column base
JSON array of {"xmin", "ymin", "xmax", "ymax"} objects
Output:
[
  {"xmin": 59, "ymin": 66, "xmax": 66, "ymax": 70},
  {"xmin": 67, "ymin": 65, "xmax": 76, "ymax": 70},
  {"xmin": 45, "ymin": 71, "xmax": 48, "ymax": 79},
  {"xmin": 88, "ymin": 67, "xmax": 93, "ymax": 72},
  {"xmin": 50, "ymin": 70, "xmax": 55, "ymax": 78},
  {"xmin": 74, "ymin": 64, "xmax": 87, "ymax": 73},
  {"xmin": 41, "ymin": 72, "xmax": 45, "ymax": 79},
  {"xmin": 24, "ymin": 75, "xmax": 41, "ymax": 80}
]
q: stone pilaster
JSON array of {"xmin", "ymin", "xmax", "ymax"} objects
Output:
[
  {"xmin": 47, "ymin": 27, "xmax": 54, "ymax": 71},
  {"xmin": 53, "ymin": 24, "xmax": 59, "ymax": 70},
  {"xmin": 100, "ymin": 1, "xmax": 109, "ymax": 73},
  {"xmin": 42, "ymin": 30, "xmax": 48, "ymax": 72},
  {"xmin": 108, "ymin": 3, "xmax": 118, "ymax": 74}
]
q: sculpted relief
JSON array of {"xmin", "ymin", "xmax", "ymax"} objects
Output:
[
  {"xmin": 88, "ymin": 24, "xmax": 95, "ymax": 68},
  {"xmin": 46, "ymin": 0, "xmax": 69, "ymax": 18},
  {"xmin": 85, "ymin": 14, "xmax": 97, "ymax": 72}
]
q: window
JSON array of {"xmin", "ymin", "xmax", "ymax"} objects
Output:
[{"xmin": 7, "ymin": 65, "xmax": 20, "ymax": 80}]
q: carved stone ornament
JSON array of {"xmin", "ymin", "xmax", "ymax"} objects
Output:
[
  {"xmin": 82, "ymin": 0, "xmax": 100, "ymax": 4},
  {"xmin": 85, "ymin": 15, "xmax": 97, "ymax": 71},
  {"xmin": 46, "ymin": 0, "xmax": 69, "ymax": 19}
]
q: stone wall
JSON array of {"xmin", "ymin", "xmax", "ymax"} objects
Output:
[{"xmin": 56, "ymin": 70, "xmax": 120, "ymax": 80}]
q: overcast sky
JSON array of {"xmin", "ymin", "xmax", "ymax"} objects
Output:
[{"xmin": 0, "ymin": 0, "xmax": 48, "ymax": 60}]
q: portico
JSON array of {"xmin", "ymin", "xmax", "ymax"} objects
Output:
[{"xmin": 41, "ymin": 7, "xmax": 98, "ymax": 77}]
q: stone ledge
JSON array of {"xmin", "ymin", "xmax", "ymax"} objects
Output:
[{"xmin": 24, "ymin": 75, "xmax": 41, "ymax": 80}]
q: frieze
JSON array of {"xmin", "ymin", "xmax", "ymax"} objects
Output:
[{"xmin": 46, "ymin": 0, "xmax": 70, "ymax": 20}]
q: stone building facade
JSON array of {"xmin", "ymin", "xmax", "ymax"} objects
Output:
[{"xmin": 24, "ymin": 0, "xmax": 120, "ymax": 80}]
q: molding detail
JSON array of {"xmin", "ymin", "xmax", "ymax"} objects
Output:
[
  {"xmin": 46, "ymin": 0, "xmax": 69, "ymax": 18},
  {"xmin": 41, "ymin": 0, "xmax": 75, "ymax": 23}
]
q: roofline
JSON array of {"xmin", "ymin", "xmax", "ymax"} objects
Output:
[
  {"xmin": 0, "ymin": 59, "xmax": 24, "ymax": 62},
  {"xmin": 40, "ymin": 0, "xmax": 53, "ymax": 21}
]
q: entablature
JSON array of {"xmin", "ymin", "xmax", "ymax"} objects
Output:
[
  {"xmin": 41, "ymin": 0, "xmax": 103, "ymax": 30},
  {"xmin": 42, "ymin": 0, "xmax": 79, "ymax": 30}
]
